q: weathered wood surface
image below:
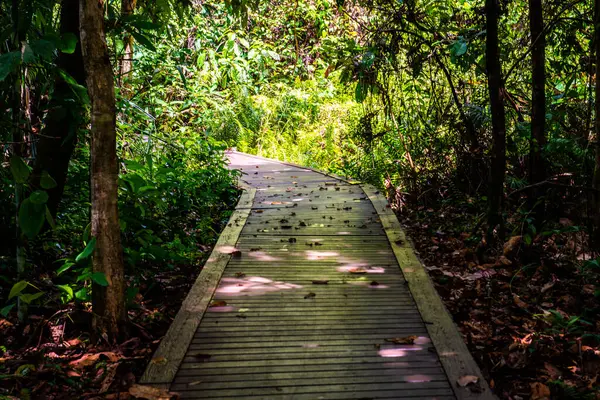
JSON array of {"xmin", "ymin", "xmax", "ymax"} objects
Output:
[{"xmin": 144, "ymin": 151, "xmax": 494, "ymax": 399}]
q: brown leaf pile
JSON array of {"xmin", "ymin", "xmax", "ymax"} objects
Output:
[{"xmin": 401, "ymin": 205, "xmax": 600, "ymax": 399}]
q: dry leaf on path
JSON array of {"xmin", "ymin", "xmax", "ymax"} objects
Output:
[
  {"xmin": 209, "ymin": 300, "xmax": 227, "ymax": 308},
  {"xmin": 385, "ymin": 336, "xmax": 417, "ymax": 344},
  {"xmin": 456, "ymin": 375, "xmax": 479, "ymax": 387},
  {"xmin": 150, "ymin": 357, "xmax": 167, "ymax": 365},
  {"xmin": 304, "ymin": 292, "xmax": 316, "ymax": 299},
  {"xmin": 129, "ymin": 383, "xmax": 179, "ymax": 400},
  {"xmin": 312, "ymin": 280, "xmax": 329, "ymax": 285},
  {"xmin": 348, "ymin": 268, "xmax": 367, "ymax": 274}
]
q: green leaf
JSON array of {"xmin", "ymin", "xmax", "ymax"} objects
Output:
[
  {"xmin": 10, "ymin": 156, "xmax": 30, "ymax": 184},
  {"xmin": 56, "ymin": 262, "xmax": 75, "ymax": 276},
  {"xmin": 29, "ymin": 190, "xmax": 49, "ymax": 205},
  {"xmin": 60, "ymin": 33, "xmax": 78, "ymax": 54},
  {"xmin": 58, "ymin": 69, "xmax": 89, "ymax": 104},
  {"xmin": 355, "ymin": 82, "xmax": 367, "ymax": 103},
  {"xmin": 75, "ymin": 237, "xmax": 96, "ymax": 263},
  {"xmin": 18, "ymin": 198, "xmax": 46, "ymax": 239},
  {"xmin": 130, "ymin": 31, "xmax": 156, "ymax": 52},
  {"xmin": 176, "ymin": 65, "xmax": 187, "ymax": 88},
  {"xmin": 45, "ymin": 207, "xmax": 56, "ymax": 229},
  {"xmin": 40, "ymin": 171, "xmax": 58, "ymax": 189},
  {"xmin": 74, "ymin": 287, "xmax": 89, "ymax": 301},
  {"xmin": 267, "ymin": 50, "xmax": 280, "ymax": 61},
  {"xmin": 9, "ymin": 281, "xmax": 28, "ymax": 299},
  {"xmin": 91, "ymin": 272, "xmax": 109, "ymax": 287},
  {"xmin": 30, "ymin": 39, "xmax": 56, "ymax": 60},
  {"xmin": 1, "ymin": 303, "xmax": 15, "ymax": 317},
  {"xmin": 56, "ymin": 284, "xmax": 73, "ymax": 301},
  {"xmin": 0, "ymin": 51, "xmax": 20, "ymax": 81},
  {"xmin": 197, "ymin": 52, "xmax": 206, "ymax": 68},
  {"xmin": 21, "ymin": 44, "xmax": 35, "ymax": 63},
  {"xmin": 450, "ymin": 40, "xmax": 468, "ymax": 58},
  {"xmin": 20, "ymin": 292, "xmax": 44, "ymax": 304},
  {"xmin": 82, "ymin": 223, "xmax": 92, "ymax": 243}
]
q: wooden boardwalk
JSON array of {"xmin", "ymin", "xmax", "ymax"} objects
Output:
[{"xmin": 141, "ymin": 152, "xmax": 494, "ymax": 399}]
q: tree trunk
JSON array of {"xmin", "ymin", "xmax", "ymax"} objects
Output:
[
  {"xmin": 528, "ymin": 0, "xmax": 546, "ymax": 224},
  {"xmin": 433, "ymin": 54, "xmax": 479, "ymax": 151},
  {"xmin": 119, "ymin": 0, "xmax": 136, "ymax": 84},
  {"xmin": 593, "ymin": 0, "xmax": 600, "ymax": 252},
  {"xmin": 486, "ymin": 0, "xmax": 507, "ymax": 237},
  {"xmin": 79, "ymin": 0, "xmax": 126, "ymax": 341},
  {"xmin": 34, "ymin": 0, "xmax": 86, "ymax": 219}
]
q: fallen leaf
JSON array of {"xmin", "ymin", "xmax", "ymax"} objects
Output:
[
  {"xmin": 530, "ymin": 382, "xmax": 550, "ymax": 400},
  {"xmin": 541, "ymin": 281, "xmax": 554, "ymax": 293},
  {"xmin": 348, "ymin": 267, "xmax": 367, "ymax": 274},
  {"xmin": 304, "ymin": 292, "xmax": 316, "ymax": 299},
  {"xmin": 543, "ymin": 362, "xmax": 561, "ymax": 380},
  {"xmin": 69, "ymin": 352, "xmax": 120, "ymax": 369},
  {"xmin": 312, "ymin": 280, "xmax": 329, "ymax": 285},
  {"xmin": 456, "ymin": 375, "xmax": 479, "ymax": 387},
  {"xmin": 503, "ymin": 236, "xmax": 522, "ymax": 258},
  {"xmin": 513, "ymin": 294, "xmax": 528, "ymax": 309},
  {"xmin": 128, "ymin": 383, "xmax": 178, "ymax": 399},
  {"xmin": 235, "ymin": 272, "xmax": 246, "ymax": 278},
  {"xmin": 209, "ymin": 300, "xmax": 227, "ymax": 308},
  {"xmin": 150, "ymin": 357, "xmax": 167, "ymax": 365},
  {"xmin": 385, "ymin": 336, "xmax": 417, "ymax": 344},
  {"xmin": 99, "ymin": 363, "xmax": 119, "ymax": 393}
]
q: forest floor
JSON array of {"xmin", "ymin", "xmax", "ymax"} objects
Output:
[
  {"xmin": 0, "ymin": 220, "xmax": 237, "ymax": 400},
  {"xmin": 400, "ymin": 202, "xmax": 600, "ymax": 400},
  {"xmin": 0, "ymin": 258, "xmax": 197, "ymax": 399}
]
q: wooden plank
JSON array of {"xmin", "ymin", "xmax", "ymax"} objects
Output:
[
  {"xmin": 170, "ymin": 381, "xmax": 450, "ymax": 397},
  {"xmin": 175, "ymin": 360, "xmax": 442, "ymax": 376},
  {"xmin": 171, "ymin": 374, "xmax": 450, "ymax": 391},
  {"xmin": 139, "ymin": 188, "xmax": 256, "ymax": 386},
  {"xmin": 179, "ymin": 355, "xmax": 440, "ymax": 370},
  {"xmin": 227, "ymin": 150, "xmax": 361, "ymax": 184},
  {"xmin": 172, "ymin": 391, "xmax": 454, "ymax": 400},
  {"xmin": 185, "ymin": 342, "xmax": 433, "ymax": 354},
  {"xmin": 192, "ymin": 331, "xmax": 430, "ymax": 342},
  {"xmin": 362, "ymin": 183, "xmax": 495, "ymax": 399},
  {"xmin": 179, "ymin": 393, "xmax": 454, "ymax": 400},
  {"xmin": 173, "ymin": 367, "xmax": 446, "ymax": 382},
  {"xmin": 182, "ymin": 349, "xmax": 439, "ymax": 364}
]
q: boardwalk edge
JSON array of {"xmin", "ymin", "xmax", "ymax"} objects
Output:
[
  {"xmin": 139, "ymin": 187, "xmax": 256, "ymax": 388},
  {"xmin": 361, "ymin": 183, "xmax": 497, "ymax": 400}
]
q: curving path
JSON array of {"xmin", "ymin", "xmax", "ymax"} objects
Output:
[{"xmin": 140, "ymin": 151, "xmax": 494, "ymax": 400}]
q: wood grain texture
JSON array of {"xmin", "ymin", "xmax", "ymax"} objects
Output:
[
  {"xmin": 140, "ymin": 152, "xmax": 493, "ymax": 399},
  {"xmin": 362, "ymin": 183, "xmax": 496, "ymax": 400},
  {"xmin": 139, "ymin": 188, "xmax": 256, "ymax": 386}
]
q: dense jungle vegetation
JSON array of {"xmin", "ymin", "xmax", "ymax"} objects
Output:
[{"xmin": 1, "ymin": 0, "xmax": 600, "ymax": 398}]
